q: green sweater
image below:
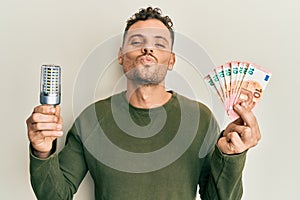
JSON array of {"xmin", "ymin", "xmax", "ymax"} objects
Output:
[{"xmin": 30, "ymin": 91, "xmax": 246, "ymax": 200}]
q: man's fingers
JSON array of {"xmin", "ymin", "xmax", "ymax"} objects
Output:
[
  {"xmin": 218, "ymin": 132, "xmax": 246, "ymax": 154},
  {"xmin": 27, "ymin": 105, "xmax": 62, "ymax": 130},
  {"xmin": 29, "ymin": 130, "xmax": 63, "ymax": 154},
  {"xmin": 225, "ymin": 122, "xmax": 252, "ymax": 136},
  {"xmin": 228, "ymin": 132, "xmax": 246, "ymax": 153},
  {"xmin": 30, "ymin": 122, "xmax": 62, "ymax": 131},
  {"xmin": 221, "ymin": 101, "xmax": 262, "ymax": 154},
  {"xmin": 217, "ymin": 137, "xmax": 230, "ymax": 153},
  {"xmin": 27, "ymin": 105, "xmax": 63, "ymax": 156},
  {"xmin": 58, "ymin": 116, "xmax": 63, "ymax": 124},
  {"xmin": 55, "ymin": 106, "xmax": 63, "ymax": 124},
  {"xmin": 232, "ymin": 117, "xmax": 244, "ymax": 126},
  {"xmin": 54, "ymin": 105, "xmax": 61, "ymax": 116},
  {"xmin": 224, "ymin": 123, "xmax": 244, "ymax": 136},
  {"xmin": 234, "ymin": 103, "xmax": 261, "ymax": 141},
  {"xmin": 30, "ymin": 130, "xmax": 63, "ymax": 139},
  {"xmin": 225, "ymin": 122, "xmax": 260, "ymax": 142},
  {"xmin": 30, "ymin": 113, "xmax": 58, "ymax": 123},
  {"xmin": 33, "ymin": 105, "xmax": 56, "ymax": 115},
  {"xmin": 233, "ymin": 102, "xmax": 258, "ymax": 127}
]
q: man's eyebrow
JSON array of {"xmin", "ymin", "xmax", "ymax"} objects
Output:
[{"xmin": 127, "ymin": 34, "xmax": 144, "ymax": 41}]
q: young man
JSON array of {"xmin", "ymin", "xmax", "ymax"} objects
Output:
[{"xmin": 27, "ymin": 7, "xmax": 261, "ymax": 200}]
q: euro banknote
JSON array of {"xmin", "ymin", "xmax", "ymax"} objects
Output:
[{"xmin": 204, "ymin": 61, "xmax": 272, "ymax": 120}]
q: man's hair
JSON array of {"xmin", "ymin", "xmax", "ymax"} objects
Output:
[{"xmin": 123, "ymin": 7, "xmax": 174, "ymax": 48}]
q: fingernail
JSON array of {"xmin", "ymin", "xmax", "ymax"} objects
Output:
[
  {"xmin": 57, "ymin": 131, "xmax": 63, "ymax": 136},
  {"xmin": 50, "ymin": 107, "xmax": 55, "ymax": 113},
  {"xmin": 235, "ymin": 103, "xmax": 241, "ymax": 109},
  {"xmin": 57, "ymin": 124, "xmax": 62, "ymax": 129}
]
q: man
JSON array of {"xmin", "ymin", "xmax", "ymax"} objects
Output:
[{"xmin": 26, "ymin": 7, "xmax": 261, "ymax": 200}]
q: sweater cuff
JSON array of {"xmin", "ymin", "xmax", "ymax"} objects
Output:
[{"xmin": 212, "ymin": 145, "xmax": 247, "ymax": 173}]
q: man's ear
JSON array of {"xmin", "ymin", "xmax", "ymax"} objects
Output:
[
  {"xmin": 167, "ymin": 52, "xmax": 176, "ymax": 70},
  {"xmin": 118, "ymin": 47, "xmax": 123, "ymax": 65}
]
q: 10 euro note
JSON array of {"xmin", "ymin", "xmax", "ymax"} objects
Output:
[{"xmin": 205, "ymin": 61, "xmax": 272, "ymax": 120}]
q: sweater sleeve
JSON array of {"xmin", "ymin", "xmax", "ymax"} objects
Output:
[
  {"xmin": 199, "ymin": 145, "xmax": 247, "ymax": 200},
  {"xmin": 29, "ymin": 124, "xmax": 88, "ymax": 200}
]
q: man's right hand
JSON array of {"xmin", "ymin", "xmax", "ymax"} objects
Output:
[{"xmin": 26, "ymin": 105, "xmax": 63, "ymax": 159}]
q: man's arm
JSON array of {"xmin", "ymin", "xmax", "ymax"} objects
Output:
[
  {"xmin": 199, "ymin": 144, "xmax": 247, "ymax": 200},
  {"xmin": 27, "ymin": 105, "xmax": 88, "ymax": 200},
  {"xmin": 199, "ymin": 102, "xmax": 260, "ymax": 200}
]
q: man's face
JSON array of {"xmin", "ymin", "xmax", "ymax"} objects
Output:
[{"xmin": 118, "ymin": 19, "xmax": 175, "ymax": 85}]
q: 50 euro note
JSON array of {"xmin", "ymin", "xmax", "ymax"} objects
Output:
[{"xmin": 227, "ymin": 63, "xmax": 272, "ymax": 120}]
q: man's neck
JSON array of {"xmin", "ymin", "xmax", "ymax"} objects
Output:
[{"xmin": 126, "ymin": 81, "xmax": 172, "ymax": 109}]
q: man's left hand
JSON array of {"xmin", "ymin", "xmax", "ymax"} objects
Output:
[{"xmin": 218, "ymin": 102, "xmax": 261, "ymax": 154}]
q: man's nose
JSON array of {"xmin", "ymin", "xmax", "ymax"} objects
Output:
[{"xmin": 141, "ymin": 46, "xmax": 154, "ymax": 54}]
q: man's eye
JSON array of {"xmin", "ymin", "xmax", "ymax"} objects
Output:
[
  {"xmin": 155, "ymin": 43, "xmax": 166, "ymax": 48},
  {"xmin": 131, "ymin": 41, "xmax": 143, "ymax": 46}
]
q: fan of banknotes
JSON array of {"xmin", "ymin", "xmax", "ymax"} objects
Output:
[{"xmin": 204, "ymin": 61, "xmax": 272, "ymax": 120}]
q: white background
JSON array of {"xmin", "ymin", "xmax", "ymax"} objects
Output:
[{"xmin": 1, "ymin": 0, "xmax": 299, "ymax": 199}]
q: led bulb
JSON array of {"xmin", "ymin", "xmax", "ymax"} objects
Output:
[{"xmin": 40, "ymin": 65, "xmax": 61, "ymax": 105}]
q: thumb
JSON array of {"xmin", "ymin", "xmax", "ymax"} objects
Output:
[
  {"xmin": 217, "ymin": 137, "xmax": 232, "ymax": 154},
  {"xmin": 54, "ymin": 105, "xmax": 61, "ymax": 116}
]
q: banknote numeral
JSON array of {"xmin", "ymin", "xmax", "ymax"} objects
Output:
[
  {"xmin": 232, "ymin": 67, "xmax": 238, "ymax": 74},
  {"xmin": 218, "ymin": 71, "xmax": 225, "ymax": 78},
  {"xmin": 208, "ymin": 79, "xmax": 214, "ymax": 86},
  {"xmin": 254, "ymin": 88, "xmax": 262, "ymax": 98},
  {"xmin": 248, "ymin": 68, "xmax": 255, "ymax": 76},
  {"xmin": 213, "ymin": 75, "xmax": 219, "ymax": 82},
  {"xmin": 225, "ymin": 69, "xmax": 231, "ymax": 76}
]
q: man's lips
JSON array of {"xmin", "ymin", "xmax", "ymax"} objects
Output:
[{"xmin": 138, "ymin": 55, "xmax": 157, "ymax": 65}]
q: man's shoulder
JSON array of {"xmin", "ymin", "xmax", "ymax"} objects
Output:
[{"xmin": 72, "ymin": 92, "xmax": 125, "ymax": 133}]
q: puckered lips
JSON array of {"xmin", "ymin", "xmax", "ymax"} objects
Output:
[{"xmin": 138, "ymin": 55, "xmax": 157, "ymax": 66}]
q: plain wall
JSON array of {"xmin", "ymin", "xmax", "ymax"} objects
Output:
[{"xmin": 1, "ymin": 0, "xmax": 299, "ymax": 199}]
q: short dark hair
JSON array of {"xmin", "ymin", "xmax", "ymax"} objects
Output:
[{"xmin": 123, "ymin": 7, "xmax": 174, "ymax": 48}]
